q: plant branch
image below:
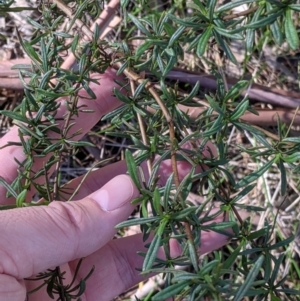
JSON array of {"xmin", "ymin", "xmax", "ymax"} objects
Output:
[{"xmin": 129, "ymin": 78, "xmax": 153, "ymax": 176}]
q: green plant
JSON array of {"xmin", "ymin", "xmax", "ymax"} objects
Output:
[{"xmin": 1, "ymin": 0, "xmax": 300, "ymax": 300}]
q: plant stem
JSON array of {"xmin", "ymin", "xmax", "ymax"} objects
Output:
[{"xmin": 129, "ymin": 78, "xmax": 152, "ymax": 175}]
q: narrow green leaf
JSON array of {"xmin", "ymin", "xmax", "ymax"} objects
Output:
[
  {"xmin": 168, "ymin": 25, "xmax": 185, "ymax": 47},
  {"xmin": 267, "ymin": 235, "xmax": 294, "ymax": 250},
  {"xmin": 0, "ymin": 6, "xmax": 35, "ymax": 12},
  {"xmin": 214, "ymin": 27, "xmax": 243, "ymax": 40},
  {"xmin": 245, "ymin": 11, "xmax": 283, "ymax": 29},
  {"xmin": 163, "ymin": 173, "xmax": 174, "ymax": 210},
  {"xmin": 116, "ymin": 60, "xmax": 129, "ymax": 76},
  {"xmin": 234, "ymin": 204, "xmax": 265, "ymax": 211},
  {"xmin": 188, "ymin": 240, "xmax": 199, "ymax": 272},
  {"xmin": 51, "ymin": 15, "xmax": 64, "ymax": 29},
  {"xmin": 0, "ymin": 177, "xmax": 18, "ymax": 198},
  {"xmin": 182, "ymin": 81, "xmax": 200, "ymax": 103},
  {"xmin": 128, "ymin": 14, "xmax": 151, "ymax": 36},
  {"xmin": 264, "ymin": 252, "xmax": 272, "ymax": 281},
  {"xmin": 153, "ymin": 188, "xmax": 163, "ymax": 215},
  {"xmin": 202, "ymin": 221, "xmax": 236, "ymax": 231},
  {"xmin": 93, "ymin": 23, "xmax": 100, "ymax": 42},
  {"xmin": 0, "ymin": 204, "xmax": 17, "ymax": 210},
  {"xmin": 233, "ymin": 121, "xmax": 265, "ymax": 137},
  {"xmin": 143, "ymin": 228, "xmax": 163, "ymax": 270},
  {"xmin": 214, "ymin": 30, "xmax": 237, "ymax": 64},
  {"xmin": 233, "ymin": 255, "xmax": 264, "ymax": 301},
  {"xmin": 172, "ymin": 207, "xmax": 196, "ymax": 220},
  {"xmin": 21, "ymin": 40, "xmax": 42, "ymax": 65},
  {"xmin": 82, "ymin": 80, "xmax": 96, "ymax": 99},
  {"xmin": 162, "ymin": 55, "xmax": 177, "ymax": 77},
  {"xmin": 188, "ymin": 0, "xmax": 206, "ymax": 14},
  {"xmin": 76, "ymin": 279, "xmax": 86, "ymax": 296},
  {"xmin": 223, "ymin": 244, "xmax": 243, "ymax": 269},
  {"xmin": 136, "ymin": 41, "xmax": 152, "ymax": 58},
  {"xmin": 113, "ymin": 87, "xmax": 131, "ymax": 104},
  {"xmin": 0, "ymin": 110, "xmax": 30, "ymax": 124},
  {"xmin": 173, "ymin": 167, "xmax": 194, "ymax": 201},
  {"xmin": 27, "ymin": 17, "xmax": 45, "ymax": 30},
  {"xmin": 270, "ymin": 253, "xmax": 285, "ymax": 284},
  {"xmin": 130, "ymin": 136, "xmax": 149, "ymax": 150},
  {"xmin": 246, "ymin": 5, "xmax": 264, "ymax": 52},
  {"xmin": 270, "ymin": 295, "xmax": 282, "ymax": 301},
  {"xmin": 34, "ymin": 88, "xmax": 71, "ymax": 98},
  {"xmin": 276, "ymin": 288, "xmax": 300, "ymax": 294},
  {"xmin": 164, "ymin": 47, "xmax": 175, "ymax": 56},
  {"xmin": 173, "ymin": 272, "xmax": 198, "ymax": 282},
  {"xmin": 125, "ymin": 149, "xmax": 141, "ymax": 189},
  {"xmin": 284, "ymin": 9, "xmax": 299, "ymax": 50},
  {"xmin": 267, "ymin": 3, "xmax": 282, "ymax": 45},
  {"xmin": 205, "ymin": 94, "xmax": 223, "ymax": 114},
  {"xmin": 282, "ymin": 137, "xmax": 300, "ymax": 143},
  {"xmin": 78, "ymin": 54, "xmax": 87, "ymax": 75},
  {"xmin": 289, "ymin": 4, "xmax": 300, "ymax": 12},
  {"xmin": 282, "ymin": 152, "xmax": 300, "ymax": 163},
  {"xmin": 208, "ymin": 0, "xmax": 217, "ymax": 21},
  {"xmin": 235, "ymin": 158, "xmax": 276, "ymax": 188},
  {"xmin": 53, "ymin": 31, "xmax": 74, "ymax": 38},
  {"xmin": 39, "ymin": 69, "xmax": 54, "ymax": 90},
  {"xmin": 232, "ymin": 184, "xmax": 256, "ymax": 203},
  {"xmin": 197, "ymin": 27, "xmax": 212, "ymax": 56},
  {"xmin": 199, "ymin": 259, "xmax": 219, "ymax": 276},
  {"xmin": 41, "ymin": 143, "xmax": 61, "ymax": 155},
  {"xmin": 278, "ymin": 159, "xmax": 287, "ymax": 195},
  {"xmin": 159, "ymin": 12, "xmax": 171, "ymax": 35},
  {"xmin": 152, "ymin": 281, "xmax": 187, "ymax": 301},
  {"xmin": 46, "ymin": 275, "xmax": 55, "ymax": 298},
  {"xmin": 115, "ymin": 216, "xmax": 160, "ymax": 228},
  {"xmin": 121, "ymin": 0, "xmax": 129, "ymax": 7},
  {"xmin": 66, "ymin": 0, "xmax": 90, "ymax": 32},
  {"xmin": 16, "ymin": 189, "xmax": 27, "ymax": 207},
  {"xmin": 133, "ymin": 79, "xmax": 149, "ymax": 100},
  {"xmin": 224, "ymin": 81, "xmax": 249, "ymax": 102},
  {"xmin": 186, "ymin": 35, "xmax": 201, "ymax": 52},
  {"xmin": 71, "ymin": 34, "xmax": 79, "ymax": 58},
  {"xmin": 11, "ymin": 64, "xmax": 32, "ymax": 71},
  {"xmin": 230, "ymin": 99, "xmax": 249, "ymax": 121},
  {"xmin": 65, "ymin": 140, "xmax": 95, "ymax": 147},
  {"xmin": 247, "ymin": 227, "xmax": 268, "ymax": 240},
  {"xmin": 202, "ymin": 115, "xmax": 224, "ymax": 137}
]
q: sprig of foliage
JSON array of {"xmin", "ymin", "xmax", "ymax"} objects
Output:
[{"xmin": 110, "ymin": 0, "xmax": 300, "ymax": 300}]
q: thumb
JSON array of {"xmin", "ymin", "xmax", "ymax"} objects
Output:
[{"xmin": 0, "ymin": 175, "xmax": 139, "ymax": 280}]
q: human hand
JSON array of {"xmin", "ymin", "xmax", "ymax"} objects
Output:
[{"xmin": 0, "ymin": 70, "xmax": 230, "ymax": 301}]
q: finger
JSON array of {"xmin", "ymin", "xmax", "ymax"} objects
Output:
[
  {"xmin": 55, "ymin": 220, "xmax": 229, "ymax": 301},
  {"xmin": 5, "ymin": 218, "xmax": 230, "ymax": 301},
  {"xmin": 0, "ymin": 275, "xmax": 25, "ymax": 301},
  {"xmin": 0, "ymin": 175, "xmax": 139, "ymax": 280},
  {"xmin": 57, "ymin": 139, "xmax": 218, "ymax": 201},
  {"xmin": 60, "ymin": 160, "xmax": 128, "ymax": 201},
  {"xmin": 85, "ymin": 213, "xmax": 229, "ymax": 301},
  {"xmin": 0, "ymin": 70, "xmax": 123, "ymax": 203}
]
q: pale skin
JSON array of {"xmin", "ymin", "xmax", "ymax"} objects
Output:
[{"xmin": 0, "ymin": 70, "xmax": 230, "ymax": 300}]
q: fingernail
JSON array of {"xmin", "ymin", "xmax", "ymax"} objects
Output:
[{"xmin": 91, "ymin": 175, "xmax": 137, "ymax": 211}]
